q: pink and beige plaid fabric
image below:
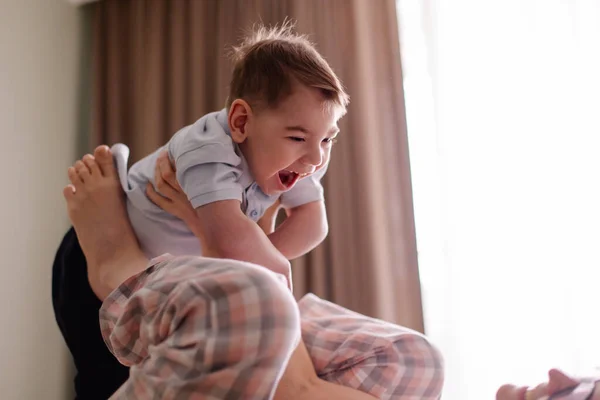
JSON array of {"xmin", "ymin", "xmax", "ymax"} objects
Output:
[
  {"xmin": 100, "ymin": 255, "xmax": 300, "ymax": 399},
  {"xmin": 299, "ymin": 294, "xmax": 444, "ymax": 399},
  {"xmin": 100, "ymin": 255, "xmax": 444, "ymax": 399}
]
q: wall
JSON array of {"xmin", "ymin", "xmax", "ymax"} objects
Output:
[{"xmin": 0, "ymin": 0, "xmax": 86, "ymax": 398}]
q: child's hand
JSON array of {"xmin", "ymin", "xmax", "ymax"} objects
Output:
[
  {"xmin": 257, "ymin": 199, "xmax": 282, "ymax": 235},
  {"xmin": 146, "ymin": 150, "xmax": 197, "ymax": 224}
]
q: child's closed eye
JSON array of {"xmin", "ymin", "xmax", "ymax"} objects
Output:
[
  {"xmin": 323, "ymin": 137, "xmax": 338, "ymax": 145},
  {"xmin": 288, "ymin": 137, "xmax": 306, "ymax": 142}
]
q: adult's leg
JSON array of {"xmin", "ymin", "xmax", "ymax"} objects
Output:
[
  {"xmin": 63, "ymin": 145, "xmax": 147, "ymax": 300},
  {"xmin": 299, "ymin": 294, "xmax": 445, "ymax": 400},
  {"xmin": 53, "ymin": 145, "xmax": 141, "ymax": 399},
  {"xmin": 274, "ymin": 339, "xmax": 378, "ymax": 400},
  {"xmin": 101, "ymin": 255, "xmax": 301, "ymax": 399}
]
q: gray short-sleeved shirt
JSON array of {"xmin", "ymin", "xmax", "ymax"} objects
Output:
[{"xmin": 113, "ymin": 109, "xmax": 327, "ymax": 258}]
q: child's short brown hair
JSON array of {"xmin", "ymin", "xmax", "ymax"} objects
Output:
[{"xmin": 227, "ymin": 22, "xmax": 349, "ymax": 114}]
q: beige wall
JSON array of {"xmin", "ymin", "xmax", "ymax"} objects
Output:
[{"xmin": 0, "ymin": 0, "xmax": 83, "ymax": 398}]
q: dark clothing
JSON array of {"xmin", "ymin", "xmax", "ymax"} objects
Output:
[{"xmin": 52, "ymin": 228, "xmax": 128, "ymax": 400}]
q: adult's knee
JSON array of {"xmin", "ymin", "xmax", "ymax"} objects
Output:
[
  {"xmin": 180, "ymin": 260, "xmax": 301, "ymax": 352},
  {"xmin": 384, "ymin": 333, "xmax": 445, "ymax": 399},
  {"xmin": 102, "ymin": 259, "xmax": 301, "ymax": 367},
  {"xmin": 162, "ymin": 261, "xmax": 301, "ymax": 378},
  {"xmin": 333, "ymin": 330, "xmax": 445, "ymax": 399},
  {"xmin": 218, "ymin": 262, "xmax": 300, "ymax": 333}
]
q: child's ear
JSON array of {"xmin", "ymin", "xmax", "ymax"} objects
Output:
[{"xmin": 228, "ymin": 99, "xmax": 252, "ymax": 144}]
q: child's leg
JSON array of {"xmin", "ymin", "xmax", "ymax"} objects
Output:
[
  {"xmin": 101, "ymin": 256, "xmax": 301, "ymax": 399},
  {"xmin": 298, "ymin": 294, "xmax": 445, "ymax": 400}
]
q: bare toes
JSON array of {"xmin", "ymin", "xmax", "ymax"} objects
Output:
[
  {"xmin": 63, "ymin": 184, "xmax": 76, "ymax": 200},
  {"xmin": 68, "ymin": 166, "xmax": 83, "ymax": 190},
  {"xmin": 93, "ymin": 145, "xmax": 115, "ymax": 178},
  {"xmin": 75, "ymin": 160, "xmax": 91, "ymax": 182},
  {"xmin": 82, "ymin": 154, "xmax": 101, "ymax": 176}
]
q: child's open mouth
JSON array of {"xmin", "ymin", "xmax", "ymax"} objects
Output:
[{"xmin": 277, "ymin": 170, "xmax": 305, "ymax": 190}]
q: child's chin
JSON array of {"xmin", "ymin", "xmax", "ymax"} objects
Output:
[
  {"xmin": 260, "ymin": 180, "xmax": 284, "ymax": 196},
  {"xmin": 260, "ymin": 184, "xmax": 279, "ymax": 196}
]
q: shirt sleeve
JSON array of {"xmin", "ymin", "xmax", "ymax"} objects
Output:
[
  {"xmin": 173, "ymin": 143, "xmax": 244, "ymax": 209},
  {"xmin": 279, "ymin": 163, "xmax": 328, "ymax": 209}
]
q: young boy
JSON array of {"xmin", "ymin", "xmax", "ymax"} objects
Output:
[{"xmin": 90, "ymin": 24, "xmax": 348, "ymax": 299}]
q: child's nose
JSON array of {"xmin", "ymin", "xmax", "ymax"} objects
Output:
[{"xmin": 302, "ymin": 147, "xmax": 323, "ymax": 167}]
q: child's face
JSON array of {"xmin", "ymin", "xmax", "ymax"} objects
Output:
[{"xmin": 229, "ymin": 84, "xmax": 342, "ymax": 196}]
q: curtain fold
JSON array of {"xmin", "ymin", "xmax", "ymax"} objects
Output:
[{"xmin": 90, "ymin": 0, "xmax": 423, "ymax": 330}]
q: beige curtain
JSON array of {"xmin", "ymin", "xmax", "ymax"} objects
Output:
[{"xmin": 91, "ymin": 0, "xmax": 424, "ymax": 332}]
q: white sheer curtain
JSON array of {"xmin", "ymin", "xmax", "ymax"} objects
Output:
[{"xmin": 397, "ymin": 0, "xmax": 600, "ymax": 398}]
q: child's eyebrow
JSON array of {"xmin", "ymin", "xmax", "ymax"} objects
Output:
[
  {"xmin": 285, "ymin": 126, "xmax": 310, "ymax": 134},
  {"xmin": 285, "ymin": 126, "xmax": 340, "ymax": 136}
]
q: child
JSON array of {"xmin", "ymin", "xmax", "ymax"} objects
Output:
[{"xmin": 94, "ymin": 23, "xmax": 348, "ymax": 297}]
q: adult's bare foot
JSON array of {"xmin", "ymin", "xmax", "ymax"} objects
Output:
[{"xmin": 64, "ymin": 145, "xmax": 147, "ymax": 300}]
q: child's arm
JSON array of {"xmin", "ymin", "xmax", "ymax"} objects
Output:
[
  {"xmin": 257, "ymin": 199, "xmax": 328, "ymax": 259},
  {"xmin": 189, "ymin": 200, "xmax": 292, "ymax": 285},
  {"xmin": 152, "ymin": 172, "xmax": 326, "ymax": 262},
  {"xmin": 267, "ymin": 201, "xmax": 328, "ymax": 260},
  {"xmin": 257, "ymin": 199, "xmax": 281, "ymax": 235}
]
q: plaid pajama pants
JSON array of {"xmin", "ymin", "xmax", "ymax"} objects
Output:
[{"xmin": 100, "ymin": 255, "xmax": 444, "ymax": 400}]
